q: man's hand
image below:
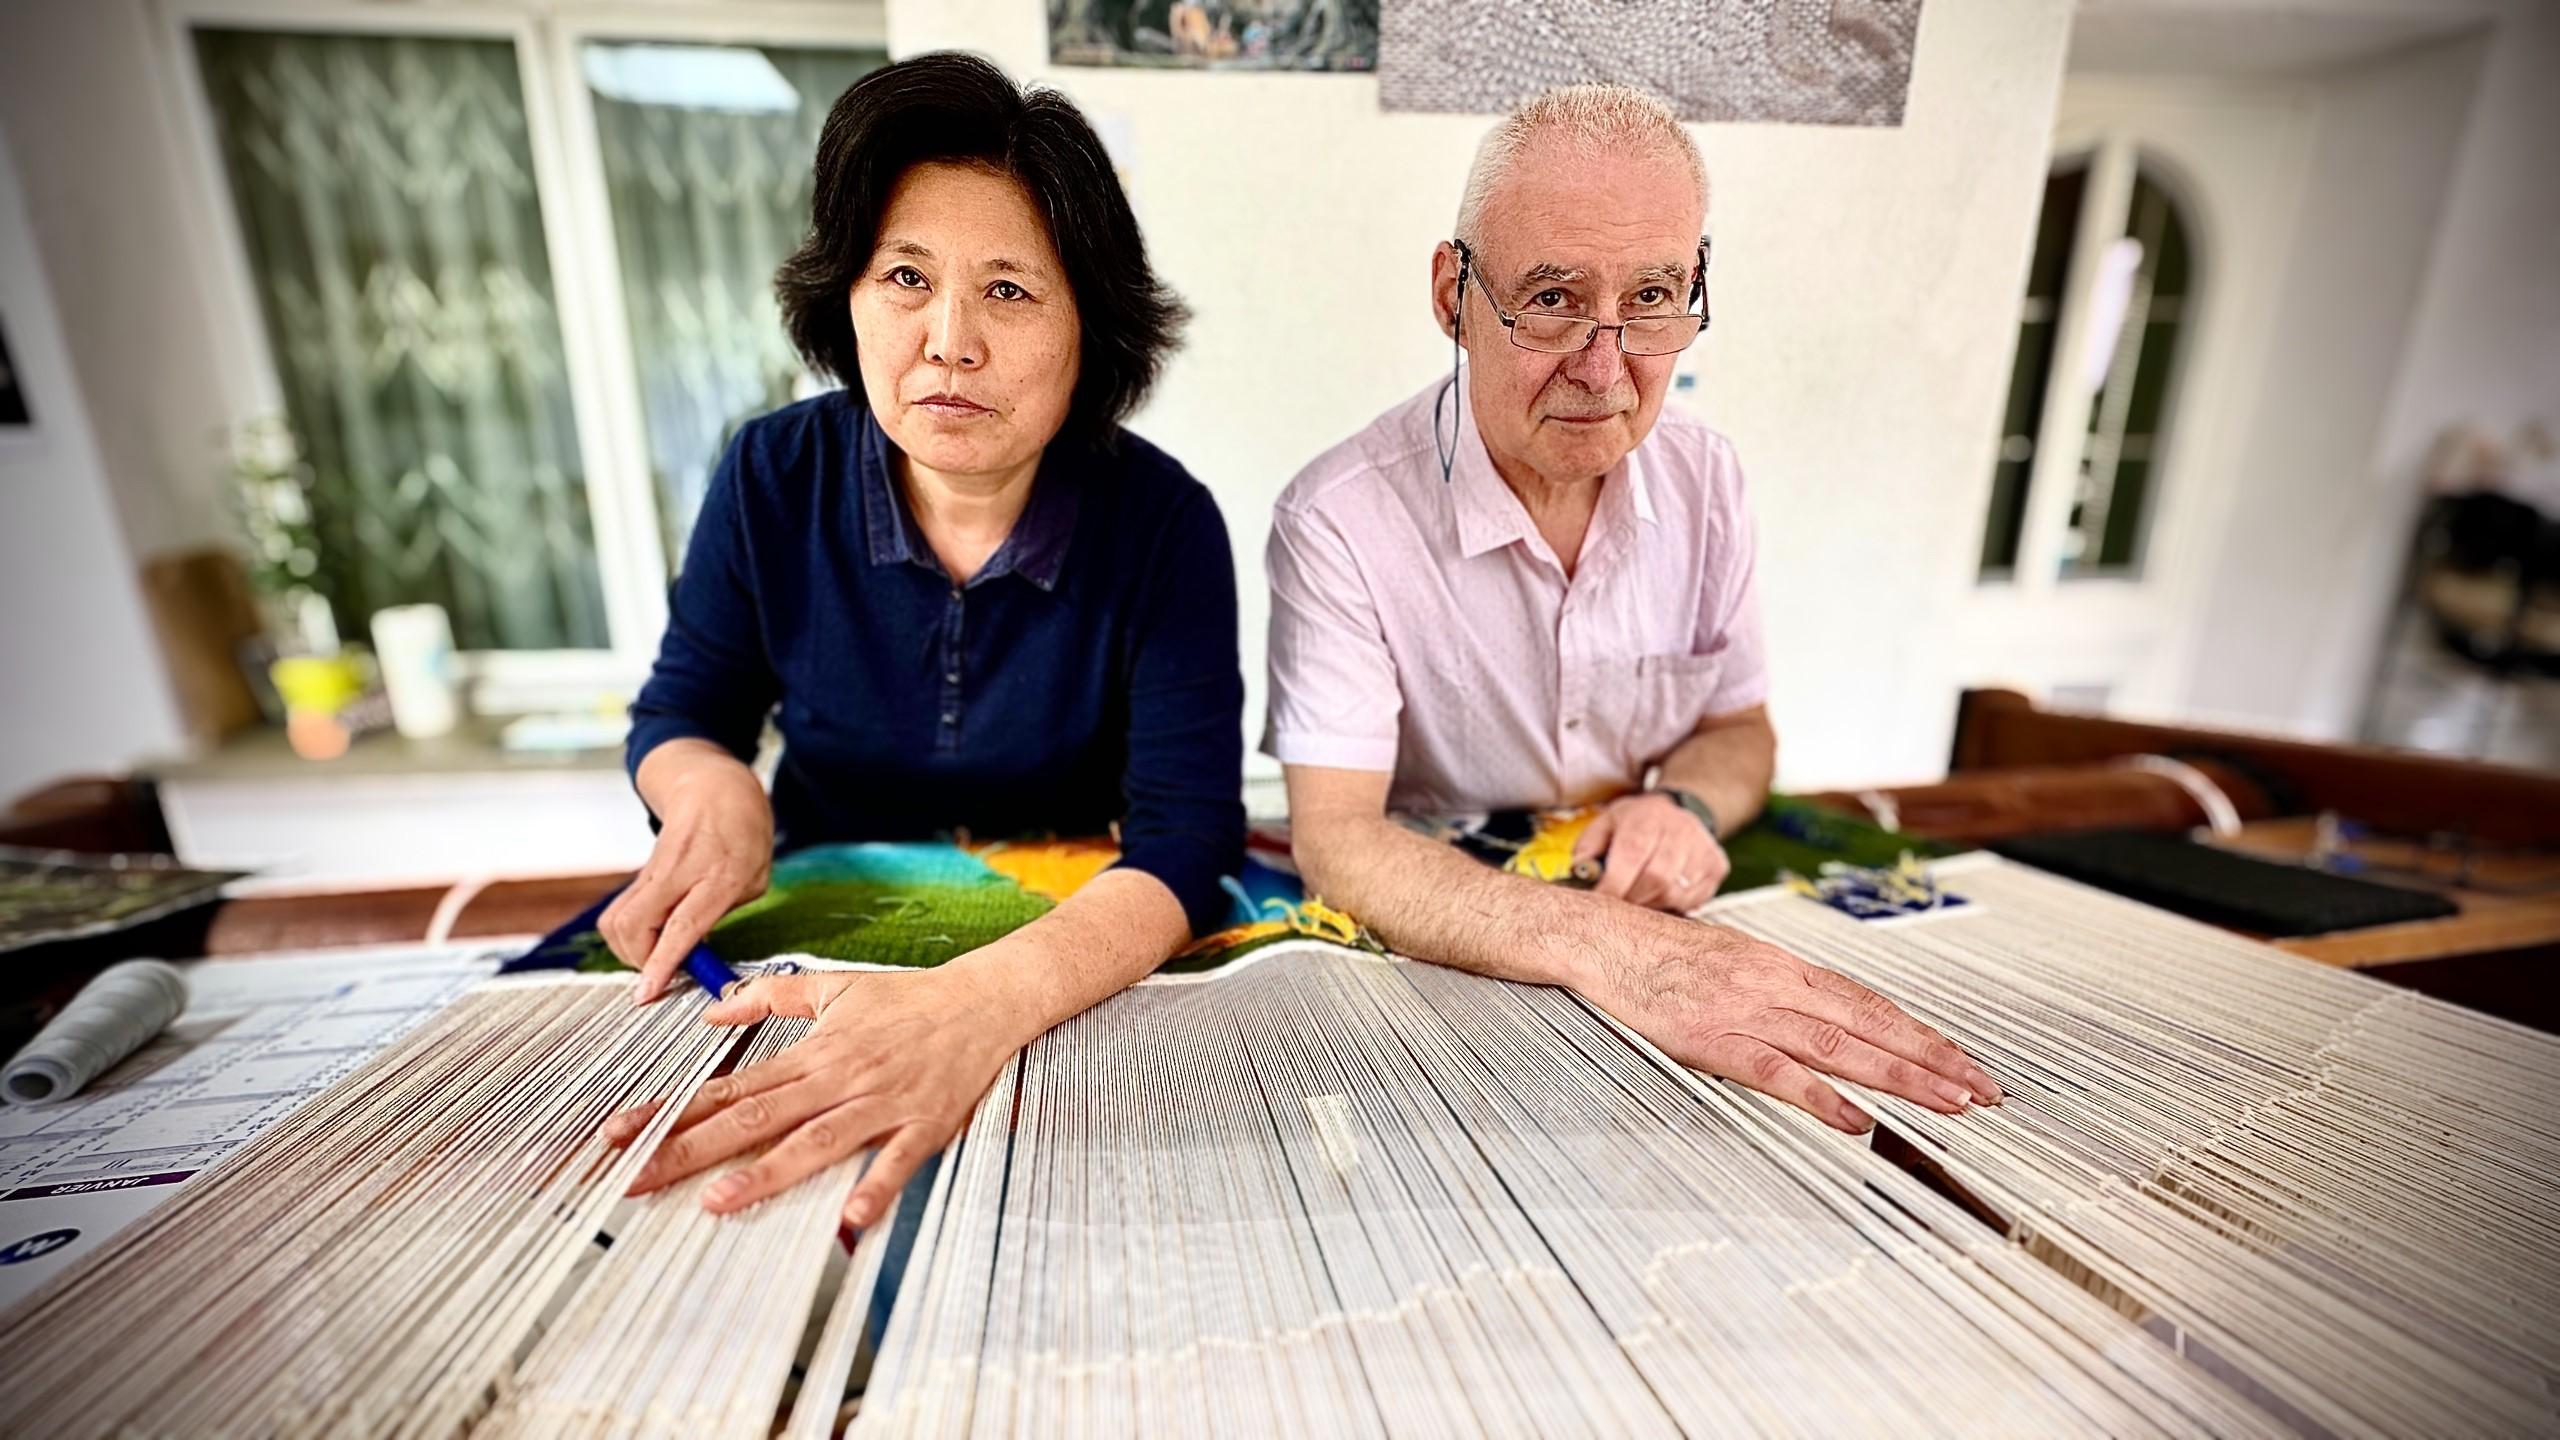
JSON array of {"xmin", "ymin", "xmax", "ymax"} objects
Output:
[
  {"xmin": 1592, "ymin": 923, "xmax": 2002, "ymax": 1132},
  {"xmin": 601, "ymin": 744, "xmax": 773, "ymax": 1003},
  {"xmin": 600, "ymin": 966, "xmax": 1028, "ymax": 1228},
  {"xmin": 1574, "ymin": 792, "xmax": 1727, "ymax": 913},
  {"xmin": 1285, "ymin": 764, "xmax": 2000, "ymax": 1138}
]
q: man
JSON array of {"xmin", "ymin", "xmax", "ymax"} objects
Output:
[{"xmin": 1265, "ymin": 83, "xmax": 1999, "ymax": 1132}]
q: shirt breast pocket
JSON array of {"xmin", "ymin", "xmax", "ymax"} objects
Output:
[{"xmin": 1628, "ymin": 651, "xmax": 1727, "ymax": 748}]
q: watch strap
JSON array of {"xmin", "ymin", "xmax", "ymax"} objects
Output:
[{"xmin": 1652, "ymin": 786, "xmax": 1720, "ymax": 839}]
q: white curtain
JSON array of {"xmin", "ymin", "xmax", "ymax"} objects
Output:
[
  {"xmin": 586, "ymin": 42, "xmax": 884, "ymax": 561},
  {"xmin": 199, "ymin": 29, "xmax": 607, "ymax": 651}
]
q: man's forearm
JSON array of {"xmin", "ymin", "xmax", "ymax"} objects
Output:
[
  {"xmin": 1294, "ymin": 812, "xmax": 1697, "ymax": 997},
  {"xmin": 1653, "ymin": 710, "xmax": 1776, "ymax": 837}
]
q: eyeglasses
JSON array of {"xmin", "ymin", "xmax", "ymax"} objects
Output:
[
  {"xmin": 1454, "ymin": 237, "xmax": 1711, "ymax": 356},
  {"xmin": 1433, "ymin": 234, "xmax": 1715, "ymax": 483}
]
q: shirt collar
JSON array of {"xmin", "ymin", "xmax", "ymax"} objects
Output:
[
  {"xmin": 858, "ymin": 405, "xmax": 1080, "ymax": 592},
  {"xmin": 1447, "ymin": 388, "xmax": 1532, "ymax": 560},
  {"xmin": 1624, "ymin": 441, "xmax": 1660, "ymax": 526},
  {"xmin": 1445, "ymin": 384, "xmax": 1659, "ymax": 561},
  {"xmin": 982, "ymin": 452, "xmax": 1079, "ymax": 591}
]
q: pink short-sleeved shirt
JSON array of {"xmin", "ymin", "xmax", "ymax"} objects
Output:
[{"xmin": 1262, "ymin": 379, "xmax": 1769, "ymax": 815}]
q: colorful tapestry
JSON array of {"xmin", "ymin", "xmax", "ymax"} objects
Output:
[
  {"xmin": 1378, "ymin": 793, "xmax": 1950, "ymax": 894},
  {"xmin": 517, "ymin": 795, "xmax": 1944, "ymax": 977}
]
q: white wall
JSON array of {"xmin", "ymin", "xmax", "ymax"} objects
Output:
[
  {"xmin": 9, "ymin": 0, "xmax": 2548, "ymax": 800},
  {"xmin": 1941, "ymin": 1, "xmax": 2559, "ymax": 764},
  {"xmin": 2324, "ymin": 2, "xmax": 2560, "ymax": 736},
  {"xmin": 0, "ymin": 0, "xmax": 238, "ymax": 561},
  {"xmin": 0, "ymin": 124, "xmax": 189, "ymax": 805},
  {"xmin": 1935, "ymin": 73, "xmax": 2322, "ymax": 728},
  {"xmin": 2175, "ymin": 28, "xmax": 2492, "ymax": 734},
  {"xmin": 3, "ymin": 0, "xmax": 2081, "ymax": 792},
  {"xmin": 898, "ymin": 0, "xmax": 2077, "ymax": 789}
]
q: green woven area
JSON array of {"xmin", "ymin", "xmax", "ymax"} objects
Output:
[{"xmin": 1719, "ymin": 795, "xmax": 1957, "ymax": 895}]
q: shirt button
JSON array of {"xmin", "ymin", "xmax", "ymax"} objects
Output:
[
  {"xmin": 942, "ymin": 712, "xmax": 957, "ymax": 725},
  {"xmin": 1565, "ymin": 717, "xmax": 1582, "ymax": 730},
  {"xmin": 945, "ymin": 669, "xmax": 961, "ymax": 684}
]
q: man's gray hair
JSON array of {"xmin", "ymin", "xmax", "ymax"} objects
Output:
[{"xmin": 1453, "ymin": 83, "xmax": 1708, "ymax": 244}]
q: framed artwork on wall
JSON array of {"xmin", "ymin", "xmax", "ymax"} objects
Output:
[
  {"xmin": 1051, "ymin": 0, "xmax": 1377, "ymax": 71},
  {"xmin": 1380, "ymin": 0, "xmax": 1922, "ymax": 125}
]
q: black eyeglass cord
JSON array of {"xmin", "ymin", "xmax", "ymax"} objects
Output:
[{"xmin": 1434, "ymin": 245, "xmax": 1471, "ymax": 485}]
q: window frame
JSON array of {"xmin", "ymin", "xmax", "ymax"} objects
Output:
[
  {"xmin": 151, "ymin": 0, "xmax": 889, "ymax": 700},
  {"xmin": 1984, "ymin": 132, "xmax": 2206, "ymax": 593}
]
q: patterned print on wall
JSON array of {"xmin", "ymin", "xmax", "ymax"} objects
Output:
[{"xmin": 1379, "ymin": 0, "xmax": 1923, "ymax": 126}]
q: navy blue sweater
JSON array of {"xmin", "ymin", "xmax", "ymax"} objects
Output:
[{"xmin": 627, "ymin": 393, "xmax": 1245, "ymax": 935}]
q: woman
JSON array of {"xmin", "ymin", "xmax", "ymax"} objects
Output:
[{"xmin": 595, "ymin": 53, "xmax": 1243, "ymax": 1231}]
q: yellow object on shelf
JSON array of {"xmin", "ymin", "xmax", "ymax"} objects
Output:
[
  {"xmin": 268, "ymin": 653, "xmax": 375, "ymax": 760},
  {"xmin": 267, "ymin": 655, "xmax": 367, "ymax": 714}
]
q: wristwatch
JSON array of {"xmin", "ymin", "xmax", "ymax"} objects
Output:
[{"xmin": 1651, "ymin": 785, "xmax": 1721, "ymax": 839}]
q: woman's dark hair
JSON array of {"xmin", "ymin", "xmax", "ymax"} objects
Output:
[{"xmin": 776, "ymin": 52, "xmax": 1188, "ymax": 445}]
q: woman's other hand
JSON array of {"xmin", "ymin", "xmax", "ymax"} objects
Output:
[
  {"xmin": 599, "ymin": 966, "xmax": 1031, "ymax": 1227},
  {"xmin": 602, "ymin": 739, "xmax": 774, "ymax": 1003}
]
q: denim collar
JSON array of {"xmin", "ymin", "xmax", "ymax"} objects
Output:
[{"xmin": 858, "ymin": 405, "xmax": 1079, "ymax": 592}]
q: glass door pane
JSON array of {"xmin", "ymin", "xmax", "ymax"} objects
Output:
[
  {"xmin": 2065, "ymin": 167, "xmax": 2192, "ymax": 579},
  {"xmin": 1979, "ymin": 161, "xmax": 2086, "ymax": 577},
  {"xmin": 582, "ymin": 42, "xmax": 886, "ymax": 560},
  {"xmin": 196, "ymin": 29, "xmax": 609, "ymax": 652}
]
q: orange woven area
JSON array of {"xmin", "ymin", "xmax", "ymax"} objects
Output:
[{"xmin": 960, "ymin": 836, "xmax": 1121, "ymax": 902}]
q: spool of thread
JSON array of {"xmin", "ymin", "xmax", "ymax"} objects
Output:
[{"xmin": 4, "ymin": 960, "xmax": 189, "ymax": 1106}]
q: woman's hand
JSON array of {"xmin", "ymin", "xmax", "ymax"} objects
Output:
[
  {"xmin": 601, "ymin": 740, "xmax": 774, "ymax": 1002},
  {"xmin": 599, "ymin": 965, "xmax": 1035, "ymax": 1227}
]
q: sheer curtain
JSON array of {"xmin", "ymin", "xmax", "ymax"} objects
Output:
[
  {"xmin": 197, "ymin": 30, "xmax": 607, "ymax": 652},
  {"xmin": 584, "ymin": 42, "xmax": 885, "ymax": 560}
]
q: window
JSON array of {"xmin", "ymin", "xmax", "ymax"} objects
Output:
[
  {"xmin": 2071, "ymin": 169, "xmax": 2191, "ymax": 576},
  {"xmin": 584, "ymin": 41, "xmax": 885, "ymax": 558},
  {"xmin": 1980, "ymin": 161, "xmax": 2085, "ymax": 575},
  {"xmin": 180, "ymin": 7, "xmax": 886, "ymax": 667},
  {"xmin": 1981, "ymin": 143, "xmax": 2197, "ymax": 583},
  {"xmin": 198, "ymin": 30, "xmax": 607, "ymax": 653}
]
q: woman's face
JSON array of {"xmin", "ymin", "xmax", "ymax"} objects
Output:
[{"xmin": 850, "ymin": 162, "xmax": 1082, "ymax": 482}]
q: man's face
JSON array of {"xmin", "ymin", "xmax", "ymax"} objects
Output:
[{"xmin": 1437, "ymin": 142, "xmax": 1704, "ymax": 488}]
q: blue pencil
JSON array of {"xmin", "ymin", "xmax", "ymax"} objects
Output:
[{"xmin": 681, "ymin": 944, "xmax": 742, "ymax": 997}]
